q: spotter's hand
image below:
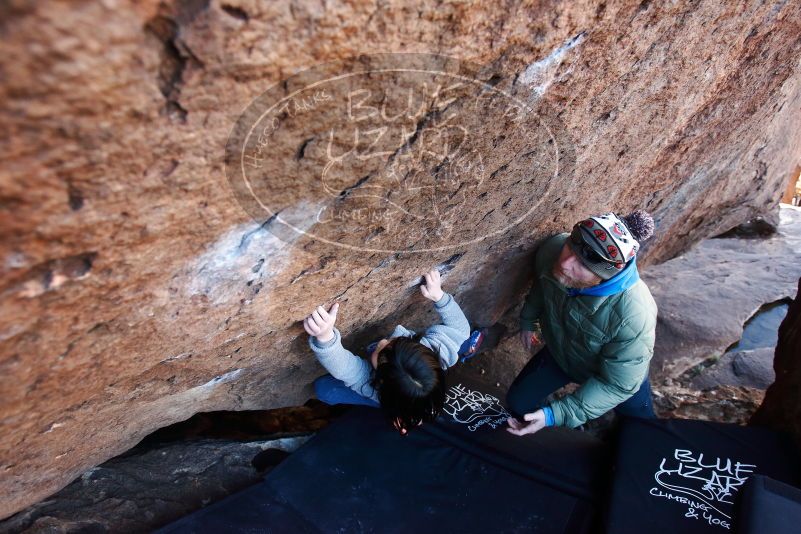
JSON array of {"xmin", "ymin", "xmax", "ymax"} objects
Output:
[{"xmin": 506, "ymin": 410, "xmax": 547, "ymax": 436}]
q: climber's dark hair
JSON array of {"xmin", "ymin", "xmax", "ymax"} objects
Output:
[{"xmin": 372, "ymin": 335, "xmax": 447, "ymax": 436}]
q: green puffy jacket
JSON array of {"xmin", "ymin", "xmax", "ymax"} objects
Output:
[{"xmin": 519, "ymin": 232, "xmax": 658, "ymax": 428}]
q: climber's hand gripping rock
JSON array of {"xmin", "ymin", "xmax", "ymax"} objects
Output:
[{"xmin": 303, "ymin": 302, "xmax": 339, "ymax": 343}]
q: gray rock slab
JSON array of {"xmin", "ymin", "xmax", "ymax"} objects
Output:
[
  {"xmin": 0, "ymin": 435, "xmax": 310, "ymax": 533},
  {"xmin": 690, "ymin": 347, "xmax": 776, "ymax": 390},
  {"xmin": 643, "ymin": 206, "xmax": 801, "ymax": 380}
]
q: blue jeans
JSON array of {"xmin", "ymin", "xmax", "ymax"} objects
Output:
[
  {"xmin": 506, "ymin": 345, "xmax": 656, "ymax": 421},
  {"xmin": 314, "ymin": 375, "xmax": 380, "ymax": 407}
]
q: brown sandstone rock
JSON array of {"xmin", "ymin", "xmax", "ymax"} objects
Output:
[
  {"xmin": 654, "ymin": 384, "xmax": 766, "ymax": 426},
  {"xmin": 1, "ymin": 0, "xmax": 800, "ymax": 518}
]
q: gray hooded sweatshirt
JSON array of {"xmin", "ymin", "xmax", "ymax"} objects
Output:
[{"xmin": 308, "ymin": 292, "xmax": 471, "ymax": 403}]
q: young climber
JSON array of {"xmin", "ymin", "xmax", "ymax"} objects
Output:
[{"xmin": 303, "ymin": 268, "xmax": 471, "ymax": 435}]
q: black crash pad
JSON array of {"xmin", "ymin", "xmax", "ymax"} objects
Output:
[
  {"xmin": 734, "ymin": 474, "xmax": 801, "ymax": 534},
  {"xmin": 158, "ymin": 377, "xmax": 610, "ymax": 533},
  {"xmin": 605, "ymin": 417, "xmax": 800, "ymax": 534}
]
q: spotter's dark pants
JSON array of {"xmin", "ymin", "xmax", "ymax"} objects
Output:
[{"xmin": 506, "ymin": 345, "xmax": 656, "ymax": 421}]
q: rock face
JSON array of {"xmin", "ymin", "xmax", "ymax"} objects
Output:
[
  {"xmin": 643, "ymin": 206, "xmax": 801, "ymax": 380},
  {"xmin": 752, "ymin": 277, "xmax": 801, "ymax": 454},
  {"xmin": 654, "ymin": 384, "xmax": 766, "ymax": 426},
  {"xmin": 689, "ymin": 347, "xmax": 777, "ymax": 390},
  {"xmin": 0, "ymin": 435, "xmax": 310, "ymax": 533},
  {"xmin": 1, "ymin": 0, "xmax": 800, "ymax": 518}
]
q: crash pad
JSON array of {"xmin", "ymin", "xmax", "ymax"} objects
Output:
[
  {"xmin": 158, "ymin": 376, "xmax": 610, "ymax": 533},
  {"xmin": 734, "ymin": 475, "xmax": 801, "ymax": 534},
  {"xmin": 604, "ymin": 417, "xmax": 800, "ymax": 534}
]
